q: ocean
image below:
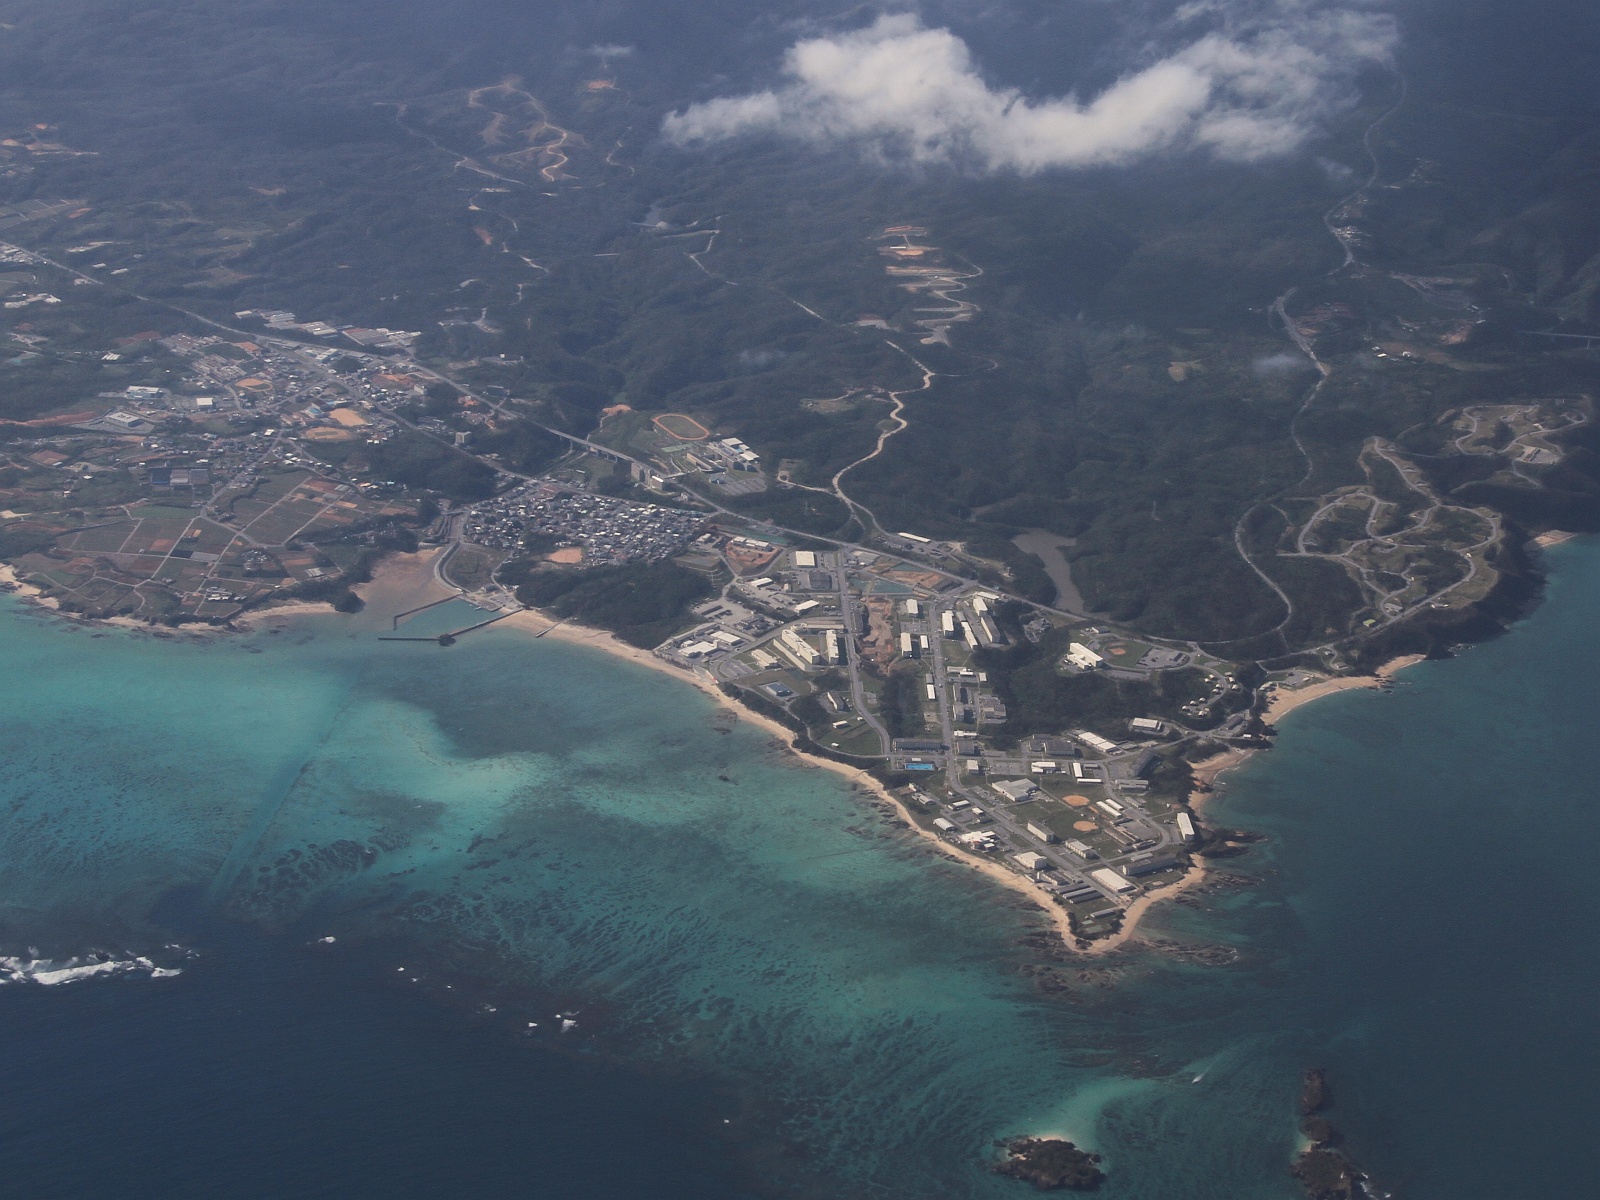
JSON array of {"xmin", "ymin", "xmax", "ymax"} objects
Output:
[{"xmin": 1, "ymin": 540, "xmax": 1597, "ymax": 1198}]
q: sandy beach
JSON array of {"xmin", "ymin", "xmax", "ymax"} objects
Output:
[
  {"xmin": 495, "ymin": 606, "xmax": 1083, "ymax": 948},
  {"xmin": 237, "ymin": 547, "xmax": 460, "ymax": 628},
  {"xmin": 494, "ymin": 600, "xmax": 1236, "ymax": 956},
  {"xmin": 1260, "ymin": 654, "xmax": 1426, "ymax": 724},
  {"xmin": 1149, "ymin": 652, "xmax": 1432, "ymax": 953},
  {"xmin": 0, "ymin": 544, "xmax": 1428, "ymax": 955},
  {"xmin": 1195, "ymin": 654, "xmax": 1426, "ymax": 805},
  {"xmin": 0, "ymin": 561, "xmax": 55, "ymax": 607}
]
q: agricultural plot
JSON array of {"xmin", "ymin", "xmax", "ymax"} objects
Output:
[{"xmin": 59, "ymin": 522, "xmax": 136, "ymax": 553}]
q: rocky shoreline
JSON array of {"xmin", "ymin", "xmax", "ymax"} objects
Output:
[
  {"xmin": 1291, "ymin": 1069, "xmax": 1378, "ymax": 1200},
  {"xmin": 992, "ymin": 1137, "xmax": 1106, "ymax": 1191}
]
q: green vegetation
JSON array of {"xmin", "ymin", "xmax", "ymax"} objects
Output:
[
  {"xmin": 0, "ymin": 526, "xmax": 54, "ymax": 558},
  {"xmin": 305, "ymin": 431, "xmax": 495, "ymax": 501},
  {"xmin": 977, "ymin": 623, "xmax": 1225, "ymax": 742},
  {"xmin": 0, "ymin": 0, "xmax": 1594, "ymax": 654},
  {"xmin": 504, "ymin": 560, "xmax": 712, "ymax": 648},
  {"xmin": 471, "ymin": 420, "xmax": 567, "ymax": 476},
  {"xmin": 878, "ymin": 665, "xmax": 927, "ymax": 740}
]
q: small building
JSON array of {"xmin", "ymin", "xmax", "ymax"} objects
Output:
[
  {"xmin": 1012, "ymin": 852, "xmax": 1050, "ymax": 872},
  {"xmin": 1029, "ymin": 760, "xmax": 1059, "ymax": 774},
  {"xmin": 1064, "ymin": 839, "xmax": 1097, "ymax": 860},
  {"xmin": 1130, "ymin": 717, "xmax": 1166, "ymax": 735},
  {"xmin": 899, "ymin": 631, "xmax": 917, "ymax": 658},
  {"xmin": 1025, "ymin": 822, "xmax": 1059, "ymax": 844},
  {"xmin": 792, "ymin": 600, "xmax": 820, "ymax": 616},
  {"xmin": 792, "ymin": 550, "xmax": 817, "ymax": 568},
  {"xmin": 1176, "ymin": 812, "xmax": 1197, "ymax": 843},
  {"xmin": 925, "ymin": 682, "xmax": 937, "ymax": 701},
  {"xmin": 1091, "ymin": 867, "xmax": 1137, "ymax": 895},
  {"xmin": 1071, "ymin": 761, "xmax": 1107, "ymax": 782},
  {"xmin": 933, "ymin": 818, "xmax": 957, "ymax": 833},
  {"xmin": 904, "ymin": 598, "xmax": 921, "ymax": 617},
  {"xmin": 824, "ymin": 629, "xmax": 842, "ymax": 664},
  {"xmin": 940, "ymin": 610, "xmax": 957, "ymax": 636}
]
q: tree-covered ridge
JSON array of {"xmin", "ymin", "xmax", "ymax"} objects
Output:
[{"xmin": 0, "ymin": 0, "xmax": 1596, "ymax": 648}]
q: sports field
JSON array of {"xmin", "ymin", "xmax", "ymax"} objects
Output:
[{"xmin": 651, "ymin": 412, "xmax": 709, "ymax": 441}]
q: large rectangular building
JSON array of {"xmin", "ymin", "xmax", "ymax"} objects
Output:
[
  {"xmin": 1091, "ymin": 868, "xmax": 1137, "ymax": 894},
  {"xmin": 1065, "ymin": 643, "xmax": 1104, "ymax": 671},
  {"xmin": 991, "ymin": 779, "xmax": 1037, "ymax": 803},
  {"xmin": 778, "ymin": 628, "xmax": 821, "ymax": 667}
]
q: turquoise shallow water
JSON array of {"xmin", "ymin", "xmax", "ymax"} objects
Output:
[{"xmin": 2, "ymin": 542, "xmax": 1599, "ymax": 1196}]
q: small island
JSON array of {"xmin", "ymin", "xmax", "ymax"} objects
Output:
[
  {"xmin": 1291, "ymin": 1068, "xmax": 1370, "ymax": 1200},
  {"xmin": 992, "ymin": 1137, "xmax": 1106, "ymax": 1190}
]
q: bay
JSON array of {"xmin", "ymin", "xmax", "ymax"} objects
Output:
[{"xmin": 1, "ymin": 539, "xmax": 1597, "ymax": 1197}]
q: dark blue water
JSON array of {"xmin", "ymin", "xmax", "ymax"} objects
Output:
[
  {"xmin": 1204, "ymin": 537, "xmax": 1600, "ymax": 1197},
  {"xmin": 0, "ymin": 915, "xmax": 749, "ymax": 1199},
  {"xmin": 3, "ymin": 540, "xmax": 1600, "ymax": 1197}
]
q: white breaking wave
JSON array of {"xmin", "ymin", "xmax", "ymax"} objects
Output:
[{"xmin": 0, "ymin": 954, "xmax": 183, "ymax": 986}]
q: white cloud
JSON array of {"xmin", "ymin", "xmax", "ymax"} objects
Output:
[
  {"xmin": 662, "ymin": 9, "xmax": 1396, "ymax": 172},
  {"xmin": 1254, "ymin": 351, "xmax": 1318, "ymax": 374}
]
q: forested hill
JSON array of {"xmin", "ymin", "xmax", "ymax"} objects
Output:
[{"xmin": 0, "ymin": 0, "xmax": 1597, "ymax": 649}]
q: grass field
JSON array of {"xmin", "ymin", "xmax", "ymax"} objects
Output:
[{"xmin": 652, "ymin": 412, "xmax": 710, "ymax": 441}]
